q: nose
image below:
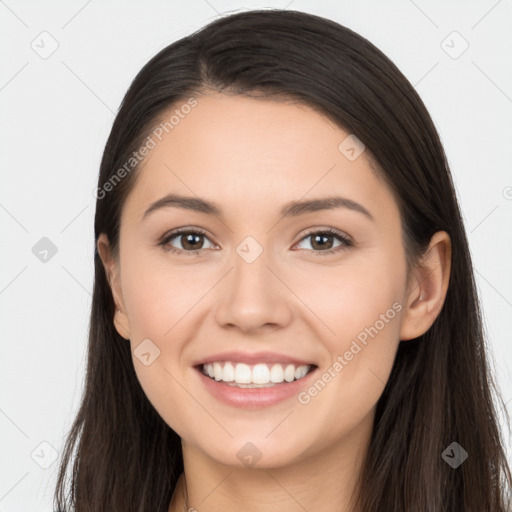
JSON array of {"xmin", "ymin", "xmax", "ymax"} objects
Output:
[{"xmin": 214, "ymin": 241, "xmax": 293, "ymax": 334}]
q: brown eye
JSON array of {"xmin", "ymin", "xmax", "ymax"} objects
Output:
[
  {"xmin": 160, "ymin": 228, "xmax": 215, "ymax": 254},
  {"xmin": 310, "ymin": 233, "xmax": 335, "ymax": 250},
  {"xmin": 178, "ymin": 232, "xmax": 205, "ymax": 250},
  {"xmin": 294, "ymin": 228, "xmax": 353, "ymax": 255}
]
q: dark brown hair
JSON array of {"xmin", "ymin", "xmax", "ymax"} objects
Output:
[{"xmin": 53, "ymin": 9, "xmax": 512, "ymax": 511}]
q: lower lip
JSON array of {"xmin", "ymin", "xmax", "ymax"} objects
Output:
[{"xmin": 195, "ymin": 366, "xmax": 318, "ymax": 409}]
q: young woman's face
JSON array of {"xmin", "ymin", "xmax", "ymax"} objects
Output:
[{"xmin": 101, "ymin": 92, "xmax": 415, "ymax": 468}]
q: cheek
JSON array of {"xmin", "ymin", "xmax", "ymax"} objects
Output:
[
  {"xmin": 289, "ymin": 250, "xmax": 405, "ymax": 344},
  {"xmin": 121, "ymin": 258, "xmax": 200, "ymax": 433},
  {"xmin": 120, "ymin": 252, "xmax": 215, "ymax": 421},
  {"xmin": 290, "ymin": 253, "xmax": 405, "ymax": 428},
  {"xmin": 121, "ymin": 248, "xmax": 211, "ymax": 342}
]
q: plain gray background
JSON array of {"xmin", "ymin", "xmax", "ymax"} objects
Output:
[{"xmin": 1, "ymin": 0, "xmax": 511, "ymax": 510}]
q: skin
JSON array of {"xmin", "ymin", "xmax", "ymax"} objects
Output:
[{"xmin": 97, "ymin": 92, "xmax": 451, "ymax": 512}]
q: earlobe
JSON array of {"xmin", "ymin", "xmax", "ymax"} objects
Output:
[
  {"xmin": 96, "ymin": 233, "xmax": 131, "ymax": 340},
  {"xmin": 113, "ymin": 308, "xmax": 131, "ymax": 340},
  {"xmin": 399, "ymin": 231, "xmax": 452, "ymax": 341}
]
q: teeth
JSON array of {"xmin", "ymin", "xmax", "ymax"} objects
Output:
[
  {"xmin": 270, "ymin": 364, "xmax": 284, "ymax": 383},
  {"xmin": 202, "ymin": 362, "xmax": 312, "ymax": 385},
  {"xmin": 284, "ymin": 364, "xmax": 295, "ymax": 382},
  {"xmin": 213, "ymin": 362, "xmax": 223, "ymax": 381},
  {"xmin": 252, "ymin": 363, "xmax": 270, "ymax": 384},
  {"xmin": 222, "ymin": 362, "xmax": 235, "ymax": 382},
  {"xmin": 235, "ymin": 363, "xmax": 251, "ymax": 384}
]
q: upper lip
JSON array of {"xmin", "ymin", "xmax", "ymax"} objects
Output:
[{"xmin": 193, "ymin": 351, "xmax": 317, "ymax": 367}]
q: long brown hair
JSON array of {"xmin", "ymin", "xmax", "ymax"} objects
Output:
[{"xmin": 53, "ymin": 9, "xmax": 512, "ymax": 511}]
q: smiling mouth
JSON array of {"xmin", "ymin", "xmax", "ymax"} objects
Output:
[{"xmin": 197, "ymin": 361, "xmax": 318, "ymax": 388}]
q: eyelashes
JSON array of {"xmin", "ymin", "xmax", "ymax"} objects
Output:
[{"xmin": 159, "ymin": 226, "xmax": 354, "ymax": 257}]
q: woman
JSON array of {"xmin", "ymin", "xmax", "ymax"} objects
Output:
[{"xmin": 53, "ymin": 9, "xmax": 512, "ymax": 512}]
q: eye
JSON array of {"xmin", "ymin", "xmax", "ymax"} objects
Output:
[
  {"xmin": 293, "ymin": 228, "xmax": 353, "ymax": 256},
  {"xmin": 159, "ymin": 227, "xmax": 216, "ymax": 255}
]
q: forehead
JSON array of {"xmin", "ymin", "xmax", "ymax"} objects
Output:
[{"xmin": 122, "ymin": 93, "xmax": 399, "ymax": 226}]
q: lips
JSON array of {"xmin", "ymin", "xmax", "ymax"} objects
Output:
[{"xmin": 191, "ymin": 350, "xmax": 319, "ymax": 408}]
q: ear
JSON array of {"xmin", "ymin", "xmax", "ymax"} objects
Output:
[
  {"xmin": 399, "ymin": 230, "xmax": 452, "ymax": 341},
  {"xmin": 96, "ymin": 233, "xmax": 131, "ymax": 340}
]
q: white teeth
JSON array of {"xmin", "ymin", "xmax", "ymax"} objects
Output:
[
  {"xmin": 252, "ymin": 363, "xmax": 271, "ymax": 384},
  {"xmin": 270, "ymin": 364, "xmax": 284, "ymax": 383},
  {"xmin": 284, "ymin": 364, "xmax": 295, "ymax": 383},
  {"xmin": 234, "ymin": 363, "xmax": 252, "ymax": 384},
  {"xmin": 294, "ymin": 365, "xmax": 308, "ymax": 379},
  {"xmin": 213, "ymin": 362, "xmax": 223, "ymax": 381},
  {"xmin": 222, "ymin": 362, "xmax": 235, "ymax": 382},
  {"xmin": 201, "ymin": 361, "xmax": 312, "ymax": 385}
]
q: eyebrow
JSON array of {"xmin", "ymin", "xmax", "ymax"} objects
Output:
[{"xmin": 141, "ymin": 193, "xmax": 375, "ymax": 222}]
